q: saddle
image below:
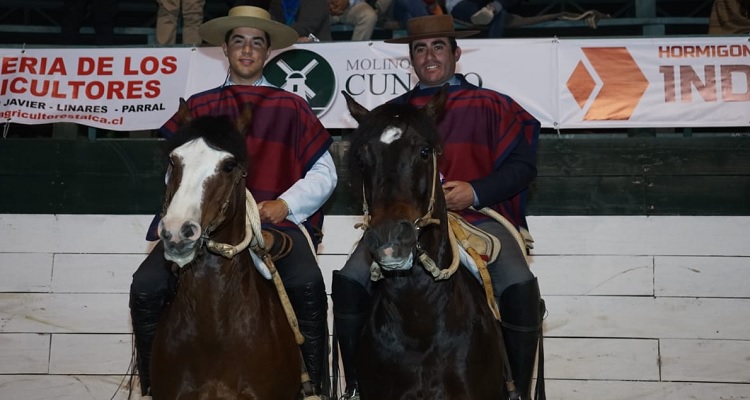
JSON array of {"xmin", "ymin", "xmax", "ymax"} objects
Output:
[
  {"xmin": 447, "ymin": 212, "xmax": 501, "ymax": 264},
  {"xmin": 447, "ymin": 211, "xmax": 502, "ymax": 320}
]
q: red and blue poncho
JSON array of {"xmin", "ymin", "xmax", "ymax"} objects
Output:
[
  {"xmin": 148, "ymin": 85, "xmax": 333, "ymax": 241},
  {"xmin": 390, "ymin": 75, "xmax": 540, "ymax": 230}
]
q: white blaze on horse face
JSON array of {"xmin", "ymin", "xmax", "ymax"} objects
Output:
[
  {"xmin": 379, "ymin": 125, "xmax": 403, "ymax": 144},
  {"xmin": 160, "ymin": 138, "xmax": 232, "ymax": 266}
]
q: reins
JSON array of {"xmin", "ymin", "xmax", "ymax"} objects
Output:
[
  {"xmin": 205, "ymin": 188, "xmax": 257, "ymax": 258},
  {"xmin": 192, "ymin": 182, "xmax": 306, "ymax": 345},
  {"xmin": 357, "ymin": 154, "xmax": 461, "ymax": 281}
]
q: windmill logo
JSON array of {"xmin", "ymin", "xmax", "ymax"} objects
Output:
[{"xmin": 264, "ymin": 49, "xmax": 337, "ymax": 117}]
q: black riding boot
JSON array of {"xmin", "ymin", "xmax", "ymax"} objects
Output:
[
  {"xmin": 498, "ymin": 277, "xmax": 546, "ymax": 400},
  {"xmin": 331, "ymin": 271, "xmax": 371, "ymax": 399},
  {"xmin": 129, "ymin": 290, "xmax": 169, "ymax": 396},
  {"xmin": 287, "ymin": 280, "xmax": 331, "ymax": 398}
]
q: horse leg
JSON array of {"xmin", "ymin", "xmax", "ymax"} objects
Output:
[
  {"xmin": 331, "ymin": 271, "xmax": 371, "ymax": 398},
  {"xmin": 498, "ymin": 277, "xmax": 545, "ymax": 400}
]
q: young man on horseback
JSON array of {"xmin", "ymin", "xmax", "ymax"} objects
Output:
[
  {"xmin": 129, "ymin": 6, "xmax": 337, "ymax": 399},
  {"xmin": 332, "ymin": 14, "xmax": 545, "ymax": 400}
]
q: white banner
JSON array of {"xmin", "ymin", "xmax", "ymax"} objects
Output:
[
  {"xmin": 1, "ymin": 36, "xmax": 747, "ymax": 131},
  {"xmin": 1, "ymin": 48, "xmax": 194, "ymax": 131}
]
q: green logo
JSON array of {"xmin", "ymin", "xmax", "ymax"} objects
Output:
[{"xmin": 265, "ymin": 49, "xmax": 336, "ymax": 117}]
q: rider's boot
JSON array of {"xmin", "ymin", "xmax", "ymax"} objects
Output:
[
  {"xmin": 498, "ymin": 277, "xmax": 546, "ymax": 400},
  {"xmin": 331, "ymin": 271, "xmax": 371, "ymax": 399},
  {"xmin": 288, "ymin": 280, "xmax": 331, "ymax": 399},
  {"xmin": 129, "ymin": 289, "xmax": 169, "ymax": 397}
]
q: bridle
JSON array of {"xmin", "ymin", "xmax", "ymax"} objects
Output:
[
  {"xmin": 356, "ymin": 153, "xmax": 461, "ymax": 281},
  {"xmin": 202, "ymin": 168, "xmax": 265, "ymax": 260},
  {"xmin": 163, "ymin": 165, "xmax": 265, "ymax": 267}
]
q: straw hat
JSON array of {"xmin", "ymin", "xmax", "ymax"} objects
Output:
[
  {"xmin": 199, "ymin": 6, "xmax": 298, "ymax": 49},
  {"xmin": 384, "ymin": 15, "xmax": 479, "ymax": 44}
]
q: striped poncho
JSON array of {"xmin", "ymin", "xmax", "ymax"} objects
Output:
[
  {"xmin": 390, "ymin": 74, "xmax": 540, "ymax": 230},
  {"xmin": 147, "ymin": 85, "xmax": 333, "ymax": 242}
]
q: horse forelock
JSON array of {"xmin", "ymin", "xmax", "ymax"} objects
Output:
[{"xmin": 166, "ymin": 114, "xmax": 248, "ymax": 168}]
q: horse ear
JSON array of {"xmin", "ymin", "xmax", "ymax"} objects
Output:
[
  {"xmin": 342, "ymin": 91, "xmax": 369, "ymax": 124},
  {"xmin": 175, "ymin": 98, "xmax": 193, "ymax": 125},
  {"xmin": 423, "ymin": 84, "xmax": 449, "ymax": 122},
  {"xmin": 235, "ymin": 103, "xmax": 253, "ymax": 135}
]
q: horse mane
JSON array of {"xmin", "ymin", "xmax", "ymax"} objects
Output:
[{"xmin": 165, "ymin": 114, "xmax": 248, "ymax": 167}]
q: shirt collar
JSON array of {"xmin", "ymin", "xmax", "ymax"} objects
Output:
[
  {"xmin": 223, "ymin": 75, "xmax": 274, "ymax": 87},
  {"xmin": 418, "ymin": 75, "xmax": 460, "ymax": 89}
]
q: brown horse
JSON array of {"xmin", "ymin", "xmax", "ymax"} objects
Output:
[
  {"xmin": 149, "ymin": 100, "xmax": 301, "ymax": 399},
  {"xmin": 343, "ymin": 88, "xmax": 509, "ymax": 399}
]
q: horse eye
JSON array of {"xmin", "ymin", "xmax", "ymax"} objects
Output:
[
  {"xmin": 222, "ymin": 160, "xmax": 237, "ymax": 172},
  {"xmin": 420, "ymin": 147, "xmax": 432, "ymax": 160}
]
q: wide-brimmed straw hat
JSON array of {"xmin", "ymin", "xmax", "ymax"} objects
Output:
[
  {"xmin": 384, "ymin": 15, "xmax": 479, "ymax": 44},
  {"xmin": 199, "ymin": 6, "xmax": 298, "ymax": 49}
]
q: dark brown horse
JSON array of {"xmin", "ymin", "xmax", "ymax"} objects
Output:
[
  {"xmin": 343, "ymin": 88, "xmax": 509, "ymax": 399},
  {"xmin": 150, "ymin": 101, "xmax": 301, "ymax": 399}
]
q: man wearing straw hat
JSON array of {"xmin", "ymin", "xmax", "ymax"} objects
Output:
[
  {"xmin": 331, "ymin": 14, "xmax": 546, "ymax": 400},
  {"xmin": 129, "ymin": 5, "xmax": 336, "ymax": 399}
]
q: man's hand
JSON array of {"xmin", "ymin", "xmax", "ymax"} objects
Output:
[
  {"xmin": 258, "ymin": 200, "xmax": 289, "ymax": 224},
  {"xmin": 329, "ymin": 0, "xmax": 348, "ymax": 15},
  {"xmin": 442, "ymin": 180, "xmax": 475, "ymax": 211}
]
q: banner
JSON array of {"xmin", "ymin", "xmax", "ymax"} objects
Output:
[
  {"xmin": 0, "ymin": 48, "xmax": 194, "ymax": 131},
  {"xmin": 556, "ymin": 37, "xmax": 750, "ymax": 128},
  {"xmin": 1, "ymin": 36, "xmax": 747, "ymax": 131}
]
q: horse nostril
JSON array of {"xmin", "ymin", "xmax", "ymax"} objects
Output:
[
  {"xmin": 363, "ymin": 229, "xmax": 382, "ymax": 252},
  {"xmin": 394, "ymin": 220, "xmax": 417, "ymax": 244},
  {"xmin": 180, "ymin": 221, "xmax": 201, "ymax": 240},
  {"xmin": 157, "ymin": 220, "xmax": 172, "ymax": 242}
]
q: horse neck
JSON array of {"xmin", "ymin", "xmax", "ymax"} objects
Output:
[
  {"xmin": 374, "ymin": 231, "xmax": 475, "ymax": 335},
  {"xmin": 174, "ymin": 187, "xmax": 265, "ymax": 306},
  {"xmin": 173, "ymin": 250, "xmax": 278, "ymax": 321},
  {"xmin": 168, "ymin": 252, "xmax": 283, "ymax": 342}
]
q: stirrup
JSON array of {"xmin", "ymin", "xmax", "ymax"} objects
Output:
[
  {"xmin": 300, "ymin": 381, "xmax": 326, "ymax": 400},
  {"xmin": 340, "ymin": 387, "xmax": 360, "ymax": 400}
]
